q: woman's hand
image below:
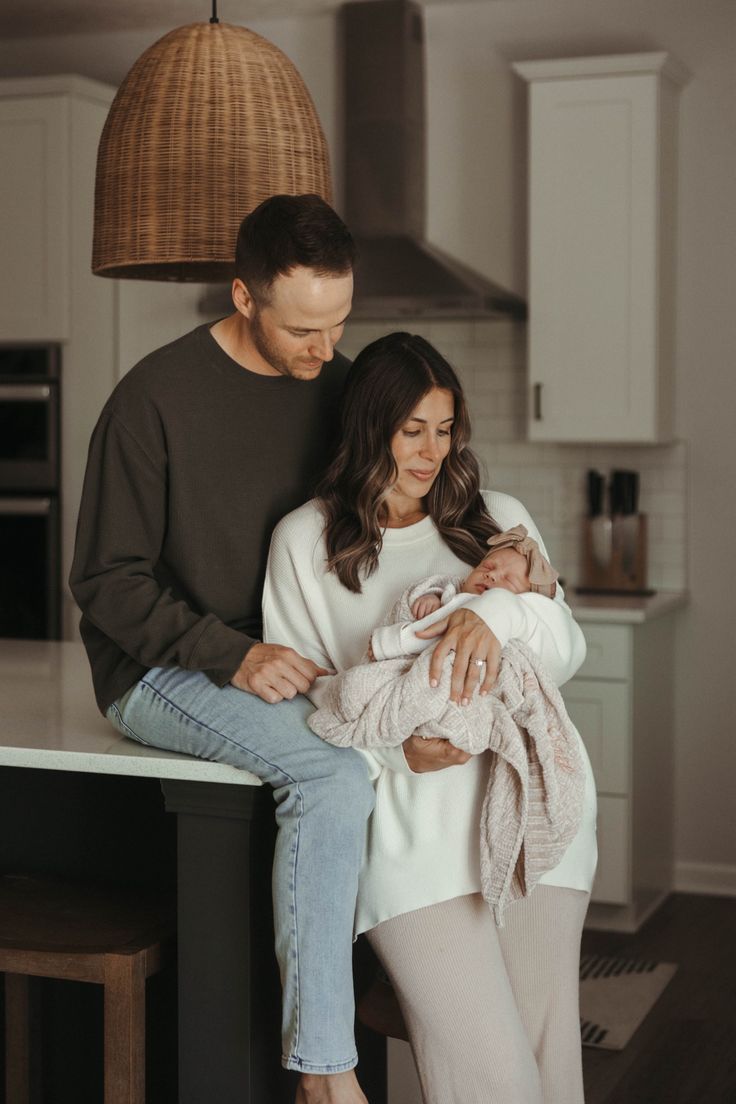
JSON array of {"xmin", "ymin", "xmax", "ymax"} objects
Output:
[
  {"xmin": 231, "ymin": 643, "xmax": 331, "ymax": 703},
  {"xmin": 415, "ymin": 607, "xmax": 501, "ymax": 704},
  {"xmin": 402, "ymin": 734, "xmax": 472, "ymax": 772}
]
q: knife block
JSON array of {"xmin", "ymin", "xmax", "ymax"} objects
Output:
[{"xmin": 581, "ymin": 514, "xmax": 649, "ymax": 593}]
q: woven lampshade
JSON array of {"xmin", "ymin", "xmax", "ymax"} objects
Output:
[{"xmin": 92, "ymin": 21, "xmax": 333, "ymax": 281}]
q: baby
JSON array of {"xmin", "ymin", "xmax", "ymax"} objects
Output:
[
  {"xmin": 413, "ymin": 524, "xmax": 558, "ymax": 619},
  {"xmin": 310, "ymin": 523, "xmax": 583, "ymax": 924},
  {"xmin": 369, "ymin": 524, "xmax": 559, "ymax": 662}
]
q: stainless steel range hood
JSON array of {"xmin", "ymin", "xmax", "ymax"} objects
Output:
[
  {"xmin": 199, "ymin": 0, "xmax": 525, "ymax": 322},
  {"xmin": 343, "ymin": 0, "xmax": 525, "ymax": 320}
]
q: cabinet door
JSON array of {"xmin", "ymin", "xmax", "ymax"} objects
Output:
[
  {"xmin": 591, "ymin": 795, "xmax": 630, "ymax": 904},
  {"xmin": 0, "ymin": 97, "xmax": 70, "ymax": 340},
  {"xmin": 576, "ymin": 622, "xmax": 631, "ymax": 680},
  {"xmin": 561, "ymin": 678, "xmax": 630, "ymax": 794},
  {"xmin": 527, "ymin": 74, "xmax": 660, "ymax": 442}
]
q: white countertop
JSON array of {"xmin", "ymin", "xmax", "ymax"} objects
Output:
[
  {"xmin": 567, "ymin": 589, "xmax": 688, "ymax": 624},
  {"xmin": 1, "ymin": 597, "xmax": 687, "ymax": 778},
  {"xmin": 0, "ymin": 640, "xmax": 261, "ymax": 785}
]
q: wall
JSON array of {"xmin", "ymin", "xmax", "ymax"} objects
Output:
[{"xmin": 0, "ymin": 0, "xmax": 733, "ymax": 889}]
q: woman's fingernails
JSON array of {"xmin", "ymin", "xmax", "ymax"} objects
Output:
[
  {"xmin": 461, "ymin": 696, "xmax": 469, "ymax": 706},
  {"xmin": 430, "ymin": 678, "xmax": 438, "ymax": 688}
]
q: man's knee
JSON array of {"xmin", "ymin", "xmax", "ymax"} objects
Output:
[{"xmin": 330, "ymin": 748, "xmax": 375, "ymax": 818}]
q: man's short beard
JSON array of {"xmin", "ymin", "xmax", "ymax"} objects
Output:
[{"xmin": 249, "ymin": 308, "xmax": 292, "ymax": 378}]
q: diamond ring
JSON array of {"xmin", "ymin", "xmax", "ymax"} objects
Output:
[{"xmin": 473, "ymin": 659, "xmax": 485, "ymax": 668}]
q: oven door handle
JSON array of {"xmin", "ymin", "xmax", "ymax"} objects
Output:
[
  {"xmin": 0, "ymin": 496, "xmax": 52, "ymax": 516},
  {"xmin": 0, "ymin": 384, "xmax": 52, "ymax": 401}
]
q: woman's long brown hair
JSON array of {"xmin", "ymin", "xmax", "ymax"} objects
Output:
[{"xmin": 317, "ymin": 332, "xmax": 500, "ymax": 592}]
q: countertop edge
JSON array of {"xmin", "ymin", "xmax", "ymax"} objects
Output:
[
  {"xmin": 0, "ymin": 744, "xmax": 262, "ymax": 786},
  {"xmin": 568, "ymin": 589, "xmax": 688, "ymax": 624}
]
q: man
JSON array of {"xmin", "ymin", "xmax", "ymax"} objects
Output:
[
  {"xmin": 71, "ymin": 194, "xmax": 375, "ymax": 1104},
  {"xmin": 71, "ymin": 193, "xmax": 469, "ymax": 1104}
]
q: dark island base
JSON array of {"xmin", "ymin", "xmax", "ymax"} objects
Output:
[{"xmin": 0, "ymin": 769, "xmax": 386, "ymax": 1104}]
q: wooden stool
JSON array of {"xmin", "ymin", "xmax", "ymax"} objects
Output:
[{"xmin": 0, "ymin": 873, "xmax": 174, "ymax": 1104}]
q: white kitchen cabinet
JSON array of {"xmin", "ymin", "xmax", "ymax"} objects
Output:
[
  {"xmin": 0, "ymin": 76, "xmax": 118, "ymax": 637},
  {"xmin": 513, "ymin": 54, "xmax": 689, "ymax": 443},
  {"xmin": 0, "ymin": 95, "xmax": 70, "ymax": 339},
  {"xmin": 563, "ymin": 596, "xmax": 684, "ymax": 930}
]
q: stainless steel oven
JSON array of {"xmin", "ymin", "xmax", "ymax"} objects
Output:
[
  {"xmin": 0, "ymin": 346, "xmax": 62, "ymax": 640},
  {"xmin": 0, "ymin": 495, "xmax": 60, "ymax": 639},
  {"xmin": 0, "ymin": 345, "xmax": 60, "ymax": 491}
]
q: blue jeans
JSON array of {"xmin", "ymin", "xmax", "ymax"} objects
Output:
[{"xmin": 106, "ymin": 666, "xmax": 375, "ymax": 1073}]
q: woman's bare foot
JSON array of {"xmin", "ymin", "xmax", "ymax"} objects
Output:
[{"xmin": 296, "ymin": 1069, "xmax": 369, "ymax": 1104}]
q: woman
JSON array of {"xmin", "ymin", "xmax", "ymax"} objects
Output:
[{"xmin": 263, "ymin": 333, "xmax": 597, "ymax": 1104}]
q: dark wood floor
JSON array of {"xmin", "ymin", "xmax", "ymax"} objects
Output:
[{"xmin": 580, "ymin": 893, "xmax": 736, "ymax": 1104}]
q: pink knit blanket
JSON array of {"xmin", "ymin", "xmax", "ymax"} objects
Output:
[{"xmin": 309, "ymin": 608, "xmax": 585, "ymax": 922}]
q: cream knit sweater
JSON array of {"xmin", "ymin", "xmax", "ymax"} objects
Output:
[
  {"xmin": 263, "ymin": 492, "xmax": 598, "ymax": 935},
  {"xmin": 308, "ymin": 576, "xmax": 586, "ymax": 923}
]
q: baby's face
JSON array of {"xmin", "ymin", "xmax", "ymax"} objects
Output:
[{"xmin": 462, "ymin": 547, "xmax": 530, "ymax": 595}]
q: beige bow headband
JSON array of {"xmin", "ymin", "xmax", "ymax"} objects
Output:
[{"xmin": 486, "ymin": 524, "xmax": 559, "ymax": 598}]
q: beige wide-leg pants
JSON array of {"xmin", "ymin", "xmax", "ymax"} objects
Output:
[{"xmin": 367, "ymin": 886, "xmax": 589, "ymax": 1104}]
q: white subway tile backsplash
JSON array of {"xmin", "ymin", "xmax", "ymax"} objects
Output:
[
  {"xmin": 424, "ymin": 319, "xmax": 476, "ymax": 344},
  {"xmin": 639, "ymin": 491, "xmax": 684, "ymax": 517},
  {"xmin": 341, "ymin": 317, "xmax": 688, "ymax": 592}
]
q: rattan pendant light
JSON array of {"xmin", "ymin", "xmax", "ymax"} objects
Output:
[{"xmin": 92, "ymin": 5, "xmax": 332, "ymax": 281}]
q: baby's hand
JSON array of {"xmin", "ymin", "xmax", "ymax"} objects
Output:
[
  {"xmin": 367, "ymin": 640, "xmax": 376, "ymax": 662},
  {"xmin": 412, "ymin": 593, "xmax": 442, "ymax": 620}
]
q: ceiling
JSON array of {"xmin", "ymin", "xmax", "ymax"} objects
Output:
[
  {"xmin": 0, "ymin": 0, "xmax": 474, "ymax": 40},
  {"xmin": 1, "ymin": 2, "xmax": 324, "ymax": 38}
]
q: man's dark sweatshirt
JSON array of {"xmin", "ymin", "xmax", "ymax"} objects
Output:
[{"xmin": 70, "ymin": 322, "xmax": 349, "ymax": 714}]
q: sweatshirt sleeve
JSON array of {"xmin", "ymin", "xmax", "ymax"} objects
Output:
[
  {"xmin": 465, "ymin": 496, "xmax": 586, "ymax": 686},
  {"xmin": 69, "ymin": 409, "xmax": 252, "ymax": 682}
]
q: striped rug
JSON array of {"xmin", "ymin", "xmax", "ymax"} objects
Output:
[{"xmin": 579, "ymin": 953, "xmax": 678, "ymax": 1050}]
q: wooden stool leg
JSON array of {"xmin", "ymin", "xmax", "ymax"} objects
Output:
[
  {"xmin": 104, "ymin": 953, "xmax": 147, "ymax": 1104},
  {"xmin": 5, "ymin": 973, "xmax": 35, "ymax": 1104}
]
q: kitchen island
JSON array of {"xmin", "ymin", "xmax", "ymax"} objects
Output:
[{"xmin": 0, "ymin": 639, "xmax": 385, "ymax": 1104}]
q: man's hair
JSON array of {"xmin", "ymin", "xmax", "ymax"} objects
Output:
[{"xmin": 235, "ymin": 194, "xmax": 355, "ymax": 302}]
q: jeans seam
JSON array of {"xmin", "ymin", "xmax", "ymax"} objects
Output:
[
  {"xmin": 282, "ymin": 1053, "xmax": 358, "ymax": 1073},
  {"xmin": 108, "ymin": 702, "xmax": 147, "ymax": 744},
  {"xmin": 135, "ymin": 676, "xmax": 305, "ymax": 1060},
  {"xmin": 290, "ymin": 781, "xmax": 303, "ymax": 1059}
]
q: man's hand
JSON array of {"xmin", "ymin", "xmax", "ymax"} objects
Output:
[
  {"xmin": 402, "ymin": 734, "xmax": 472, "ymax": 773},
  {"xmin": 416, "ymin": 607, "xmax": 501, "ymax": 704},
  {"xmin": 231, "ymin": 643, "xmax": 331, "ymax": 703}
]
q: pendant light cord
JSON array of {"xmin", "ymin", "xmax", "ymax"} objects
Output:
[{"xmin": 210, "ymin": 0, "xmax": 219, "ymax": 24}]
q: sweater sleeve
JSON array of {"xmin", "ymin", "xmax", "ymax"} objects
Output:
[
  {"xmin": 464, "ymin": 495, "xmax": 586, "ymax": 686},
  {"xmin": 263, "ymin": 512, "xmax": 416, "ymax": 778},
  {"xmin": 69, "ymin": 410, "xmax": 252, "ymax": 682},
  {"xmin": 261, "ymin": 513, "xmax": 335, "ymax": 672}
]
